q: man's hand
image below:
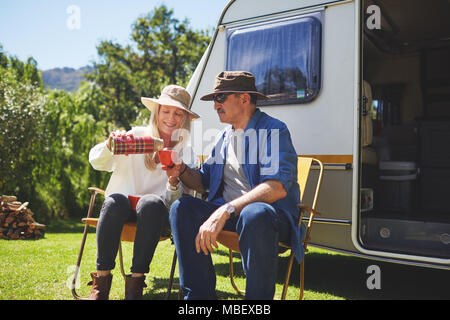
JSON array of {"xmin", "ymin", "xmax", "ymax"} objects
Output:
[
  {"xmin": 193, "ymin": 180, "xmax": 287, "ymax": 255},
  {"xmin": 195, "ymin": 205, "xmax": 229, "ymax": 255},
  {"xmin": 165, "ymin": 160, "xmax": 205, "ymax": 194},
  {"xmin": 168, "ymin": 176, "xmax": 180, "ymax": 188},
  {"xmin": 165, "ymin": 162, "xmax": 185, "ymax": 179}
]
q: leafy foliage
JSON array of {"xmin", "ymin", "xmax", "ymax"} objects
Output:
[
  {"xmin": 87, "ymin": 5, "xmax": 210, "ymax": 129},
  {"xmin": 0, "ymin": 6, "xmax": 210, "ymax": 221},
  {"xmin": 0, "ymin": 53, "xmax": 48, "ymax": 214}
]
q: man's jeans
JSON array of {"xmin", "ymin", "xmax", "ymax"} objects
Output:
[{"xmin": 169, "ymin": 196, "xmax": 290, "ymax": 300}]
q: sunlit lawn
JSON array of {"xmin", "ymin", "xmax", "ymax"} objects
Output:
[{"xmin": 1, "ymin": 218, "xmax": 449, "ymax": 300}]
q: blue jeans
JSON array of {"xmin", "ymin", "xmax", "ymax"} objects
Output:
[{"xmin": 169, "ymin": 196, "xmax": 291, "ymax": 300}]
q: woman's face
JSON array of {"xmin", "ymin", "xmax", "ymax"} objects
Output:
[{"xmin": 157, "ymin": 105, "xmax": 187, "ymax": 139}]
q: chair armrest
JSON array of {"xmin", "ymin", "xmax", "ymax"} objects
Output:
[
  {"xmin": 84, "ymin": 187, "xmax": 105, "ymax": 220},
  {"xmin": 297, "ymin": 204, "xmax": 321, "ymax": 216},
  {"xmin": 88, "ymin": 187, "xmax": 105, "ymax": 195}
]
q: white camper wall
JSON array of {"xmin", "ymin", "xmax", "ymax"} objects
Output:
[
  {"xmin": 261, "ymin": 2, "xmax": 355, "ymax": 156},
  {"xmin": 187, "ymin": 0, "xmax": 360, "ymax": 253},
  {"xmin": 187, "ymin": 0, "xmax": 358, "ymax": 253},
  {"xmin": 189, "ymin": 0, "xmax": 356, "ymax": 157},
  {"xmin": 221, "ymin": 0, "xmax": 350, "ymax": 24}
]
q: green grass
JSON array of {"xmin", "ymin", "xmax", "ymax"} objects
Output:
[{"xmin": 1, "ymin": 218, "xmax": 449, "ymax": 300}]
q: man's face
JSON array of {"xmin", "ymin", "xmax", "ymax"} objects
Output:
[{"xmin": 213, "ymin": 93, "xmax": 243, "ymax": 125}]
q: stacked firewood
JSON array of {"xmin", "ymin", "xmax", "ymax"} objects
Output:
[{"xmin": 0, "ymin": 195, "xmax": 45, "ymax": 240}]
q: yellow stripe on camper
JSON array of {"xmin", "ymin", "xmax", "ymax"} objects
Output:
[{"xmin": 300, "ymin": 155, "xmax": 353, "ymax": 165}]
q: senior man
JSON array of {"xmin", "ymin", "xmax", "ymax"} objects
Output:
[{"xmin": 166, "ymin": 71, "xmax": 304, "ymax": 300}]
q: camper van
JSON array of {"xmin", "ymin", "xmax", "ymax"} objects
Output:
[{"xmin": 186, "ymin": 0, "xmax": 450, "ymax": 270}]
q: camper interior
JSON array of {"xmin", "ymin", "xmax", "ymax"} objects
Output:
[{"xmin": 360, "ymin": 0, "xmax": 450, "ymax": 259}]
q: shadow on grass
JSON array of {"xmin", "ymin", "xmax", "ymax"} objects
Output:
[
  {"xmin": 294, "ymin": 251, "xmax": 450, "ymax": 300},
  {"xmin": 46, "ymin": 219, "xmax": 450, "ymax": 300},
  {"xmin": 46, "ymin": 217, "xmax": 95, "ymax": 233},
  {"xmin": 144, "ymin": 277, "xmax": 241, "ymax": 300},
  {"xmin": 214, "ymin": 249, "xmax": 450, "ymax": 300},
  {"xmin": 144, "ymin": 276, "xmax": 180, "ymax": 300}
]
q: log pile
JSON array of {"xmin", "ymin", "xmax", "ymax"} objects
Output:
[{"xmin": 0, "ymin": 195, "xmax": 45, "ymax": 240}]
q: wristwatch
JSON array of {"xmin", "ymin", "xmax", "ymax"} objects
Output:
[{"xmin": 225, "ymin": 203, "xmax": 236, "ymax": 219}]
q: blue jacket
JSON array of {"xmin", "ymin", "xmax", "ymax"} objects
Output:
[{"xmin": 199, "ymin": 108, "xmax": 305, "ymax": 263}]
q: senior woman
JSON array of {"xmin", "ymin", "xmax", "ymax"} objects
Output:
[{"xmin": 88, "ymin": 85, "xmax": 199, "ymax": 300}]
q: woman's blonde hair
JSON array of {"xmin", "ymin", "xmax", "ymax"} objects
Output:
[{"xmin": 144, "ymin": 104, "xmax": 191, "ymax": 170}]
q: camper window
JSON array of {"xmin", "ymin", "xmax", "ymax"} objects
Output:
[{"xmin": 226, "ymin": 13, "xmax": 322, "ymax": 105}]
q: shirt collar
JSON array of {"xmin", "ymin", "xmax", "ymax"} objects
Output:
[
  {"xmin": 244, "ymin": 108, "xmax": 262, "ymax": 131},
  {"xmin": 226, "ymin": 108, "xmax": 262, "ymax": 144},
  {"xmin": 230, "ymin": 108, "xmax": 261, "ymax": 132}
]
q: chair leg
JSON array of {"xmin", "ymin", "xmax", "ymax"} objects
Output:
[
  {"xmin": 281, "ymin": 251, "xmax": 295, "ymax": 300},
  {"xmin": 118, "ymin": 241, "xmax": 129, "ymax": 278},
  {"xmin": 299, "ymin": 259, "xmax": 305, "ymax": 300},
  {"xmin": 229, "ymin": 249, "xmax": 245, "ymax": 296},
  {"xmin": 71, "ymin": 189, "xmax": 99, "ymax": 300},
  {"xmin": 71, "ymin": 222, "xmax": 91, "ymax": 300},
  {"xmin": 165, "ymin": 249, "xmax": 177, "ymax": 300}
]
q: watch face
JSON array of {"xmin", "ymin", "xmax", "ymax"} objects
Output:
[{"xmin": 226, "ymin": 203, "xmax": 235, "ymax": 213}]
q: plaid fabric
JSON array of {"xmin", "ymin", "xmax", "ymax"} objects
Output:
[{"xmin": 112, "ymin": 136, "xmax": 156, "ymax": 155}]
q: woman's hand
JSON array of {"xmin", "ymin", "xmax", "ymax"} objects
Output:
[{"xmin": 106, "ymin": 130, "xmax": 132, "ymax": 151}]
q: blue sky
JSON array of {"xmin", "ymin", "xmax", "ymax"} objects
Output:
[{"xmin": 0, "ymin": 0, "xmax": 229, "ymax": 70}]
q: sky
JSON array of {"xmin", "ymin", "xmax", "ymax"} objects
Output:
[{"xmin": 0, "ymin": 0, "xmax": 230, "ymax": 70}]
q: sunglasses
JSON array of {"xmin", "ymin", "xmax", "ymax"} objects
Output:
[{"xmin": 213, "ymin": 93, "xmax": 233, "ymax": 103}]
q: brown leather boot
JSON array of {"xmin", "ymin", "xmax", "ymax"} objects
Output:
[
  {"xmin": 124, "ymin": 275, "xmax": 147, "ymax": 300},
  {"xmin": 87, "ymin": 272, "xmax": 113, "ymax": 300}
]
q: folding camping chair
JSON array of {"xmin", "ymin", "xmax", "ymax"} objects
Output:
[
  {"xmin": 70, "ymin": 187, "xmax": 178, "ymax": 300},
  {"xmin": 216, "ymin": 157, "xmax": 324, "ymax": 300}
]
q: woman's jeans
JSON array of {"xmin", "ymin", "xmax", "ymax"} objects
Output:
[
  {"xmin": 96, "ymin": 193, "xmax": 169, "ymax": 274},
  {"xmin": 169, "ymin": 196, "xmax": 291, "ymax": 300}
]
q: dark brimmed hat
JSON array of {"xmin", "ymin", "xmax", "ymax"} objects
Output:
[{"xmin": 200, "ymin": 71, "xmax": 269, "ymax": 101}]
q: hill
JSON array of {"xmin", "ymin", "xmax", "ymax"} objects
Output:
[{"xmin": 42, "ymin": 66, "xmax": 94, "ymax": 92}]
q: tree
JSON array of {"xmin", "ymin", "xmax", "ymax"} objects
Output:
[
  {"xmin": 0, "ymin": 5, "xmax": 210, "ymax": 220},
  {"xmin": 0, "ymin": 58, "xmax": 48, "ymax": 218},
  {"xmin": 0, "ymin": 45, "xmax": 8, "ymax": 68},
  {"xmin": 0, "ymin": 50, "xmax": 108, "ymax": 220},
  {"xmin": 87, "ymin": 5, "xmax": 210, "ymax": 129},
  {"xmin": 132, "ymin": 5, "xmax": 210, "ymax": 86}
]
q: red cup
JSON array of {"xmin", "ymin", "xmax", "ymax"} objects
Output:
[
  {"xmin": 128, "ymin": 195, "xmax": 141, "ymax": 211},
  {"xmin": 158, "ymin": 148, "xmax": 175, "ymax": 170}
]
